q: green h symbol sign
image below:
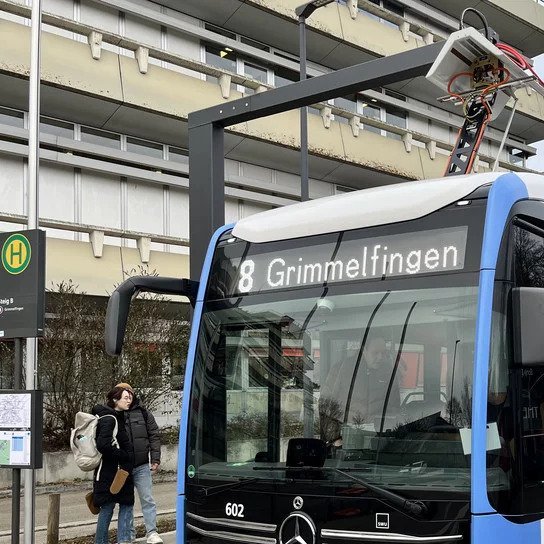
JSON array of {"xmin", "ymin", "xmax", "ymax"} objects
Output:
[
  {"xmin": 8, "ymin": 241, "xmax": 24, "ymax": 267},
  {"xmin": 2, "ymin": 234, "xmax": 31, "ymax": 275}
]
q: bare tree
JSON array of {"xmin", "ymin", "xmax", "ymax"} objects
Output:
[
  {"xmin": 39, "ymin": 277, "xmax": 190, "ymax": 450},
  {"xmin": 121, "ymin": 275, "xmax": 190, "ymax": 412}
]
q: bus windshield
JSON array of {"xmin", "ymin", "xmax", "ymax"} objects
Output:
[
  {"xmin": 187, "ymin": 278, "xmax": 478, "ymax": 492},
  {"xmin": 187, "ymin": 202, "xmax": 486, "ymax": 495}
]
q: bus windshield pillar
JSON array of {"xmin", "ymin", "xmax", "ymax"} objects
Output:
[
  {"xmin": 302, "ymin": 332, "xmax": 314, "ymax": 438},
  {"xmin": 268, "ymin": 326, "xmax": 282, "ymax": 462}
]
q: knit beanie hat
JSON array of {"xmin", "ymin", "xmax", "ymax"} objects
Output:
[{"xmin": 115, "ymin": 382, "xmax": 134, "ymax": 394}]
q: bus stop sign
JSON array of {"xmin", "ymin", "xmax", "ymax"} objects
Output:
[{"xmin": 0, "ymin": 229, "xmax": 45, "ymax": 339}]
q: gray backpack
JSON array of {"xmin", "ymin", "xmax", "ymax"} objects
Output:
[{"xmin": 70, "ymin": 412, "xmax": 118, "ymax": 472}]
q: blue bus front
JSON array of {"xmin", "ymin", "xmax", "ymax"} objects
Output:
[{"xmin": 177, "ymin": 173, "xmax": 544, "ymax": 544}]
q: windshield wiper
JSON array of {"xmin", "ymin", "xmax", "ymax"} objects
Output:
[
  {"xmin": 194, "ymin": 477, "xmax": 260, "ymax": 498},
  {"xmin": 332, "ymin": 467, "xmax": 428, "ymax": 518},
  {"xmin": 253, "ymin": 466, "xmax": 428, "ymax": 518}
]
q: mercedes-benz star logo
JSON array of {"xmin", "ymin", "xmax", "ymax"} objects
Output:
[
  {"xmin": 293, "ymin": 496, "xmax": 303, "ymax": 510},
  {"xmin": 279, "ymin": 512, "xmax": 316, "ymax": 544}
]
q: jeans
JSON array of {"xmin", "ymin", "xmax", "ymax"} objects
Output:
[
  {"xmin": 95, "ymin": 502, "xmax": 134, "ymax": 544},
  {"xmin": 130, "ymin": 463, "xmax": 158, "ymax": 539}
]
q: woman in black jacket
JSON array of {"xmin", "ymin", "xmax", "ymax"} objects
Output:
[
  {"xmin": 115, "ymin": 383, "xmax": 162, "ymax": 543},
  {"xmin": 92, "ymin": 386, "xmax": 135, "ymax": 544}
]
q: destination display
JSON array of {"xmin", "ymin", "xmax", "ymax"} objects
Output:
[{"xmin": 215, "ymin": 226, "xmax": 468, "ymax": 296}]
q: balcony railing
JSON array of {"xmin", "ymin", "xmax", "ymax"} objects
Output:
[{"xmin": 0, "ymin": 0, "xmax": 538, "ymax": 176}]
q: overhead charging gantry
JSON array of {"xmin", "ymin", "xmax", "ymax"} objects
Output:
[{"xmin": 188, "ymin": 8, "xmax": 544, "ymax": 278}]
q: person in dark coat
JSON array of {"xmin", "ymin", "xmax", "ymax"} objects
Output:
[
  {"xmin": 92, "ymin": 386, "xmax": 135, "ymax": 544},
  {"xmin": 115, "ymin": 383, "xmax": 163, "ymax": 544}
]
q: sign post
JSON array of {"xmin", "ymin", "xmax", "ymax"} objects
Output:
[{"xmin": 0, "ymin": 229, "xmax": 45, "ymax": 544}]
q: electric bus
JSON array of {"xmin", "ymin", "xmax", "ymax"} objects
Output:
[{"xmin": 106, "ymin": 171, "xmax": 544, "ymax": 544}]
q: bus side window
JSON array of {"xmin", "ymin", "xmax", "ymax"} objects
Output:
[{"xmin": 487, "ymin": 220, "xmax": 544, "ymax": 517}]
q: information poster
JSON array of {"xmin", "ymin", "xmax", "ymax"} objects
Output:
[{"xmin": 0, "ymin": 391, "xmax": 42, "ymax": 468}]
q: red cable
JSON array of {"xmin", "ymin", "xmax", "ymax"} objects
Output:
[{"xmin": 496, "ymin": 42, "xmax": 544, "ymax": 88}]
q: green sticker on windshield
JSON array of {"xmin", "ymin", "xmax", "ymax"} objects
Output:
[{"xmin": 187, "ymin": 465, "xmax": 196, "ymax": 478}]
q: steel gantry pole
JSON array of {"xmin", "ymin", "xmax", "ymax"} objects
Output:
[{"xmin": 188, "ymin": 122, "xmax": 225, "ymax": 281}]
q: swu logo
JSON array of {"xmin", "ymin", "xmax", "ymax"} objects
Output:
[{"xmin": 376, "ymin": 513, "xmax": 389, "ymax": 529}]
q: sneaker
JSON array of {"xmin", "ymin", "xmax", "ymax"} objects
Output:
[{"xmin": 147, "ymin": 532, "xmax": 163, "ymax": 544}]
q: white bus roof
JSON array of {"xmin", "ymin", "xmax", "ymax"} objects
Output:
[{"xmin": 232, "ymin": 172, "xmax": 544, "ymax": 244}]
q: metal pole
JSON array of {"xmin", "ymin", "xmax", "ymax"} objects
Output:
[
  {"xmin": 492, "ymin": 98, "xmax": 518, "ymax": 172},
  {"xmin": 25, "ymin": 0, "xmax": 42, "ymax": 542},
  {"xmin": 24, "ymin": 340, "xmax": 37, "ymax": 544},
  {"xmin": 299, "ymin": 16, "xmax": 309, "ymax": 202},
  {"xmin": 188, "ymin": 122, "xmax": 225, "ymax": 281},
  {"xmin": 11, "ymin": 338, "xmax": 23, "ymax": 544},
  {"xmin": 28, "ymin": 0, "xmax": 41, "ymax": 231}
]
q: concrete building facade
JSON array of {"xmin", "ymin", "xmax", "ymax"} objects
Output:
[{"xmin": 1, "ymin": 0, "xmax": 544, "ymax": 392}]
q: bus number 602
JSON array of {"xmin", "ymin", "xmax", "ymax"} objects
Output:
[{"xmin": 225, "ymin": 502, "xmax": 245, "ymax": 518}]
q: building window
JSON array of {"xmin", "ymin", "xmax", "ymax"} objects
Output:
[
  {"xmin": 0, "ymin": 107, "xmax": 24, "ymax": 128},
  {"xmin": 40, "ymin": 117, "xmax": 74, "ymax": 139},
  {"xmin": 361, "ymin": 0, "xmax": 403, "ymax": 29},
  {"xmin": 508, "ymin": 147, "xmax": 527, "ymax": 167},
  {"xmin": 81, "ymin": 126, "xmax": 121, "ymax": 149},
  {"xmin": 127, "ymin": 137, "xmax": 164, "ymax": 159},
  {"xmin": 204, "ymin": 23, "xmax": 236, "ymax": 41},
  {"xmin": 334, "ymin": 95, "xmax": 357, "ymax": 124},
  {"xmin": 384, "ymin": 89, "xmax": 406, "ymax": 102},
  {"xmin": 383, "ymin": 0, "xmax": 404, "ymax": 16},
  {"xmin": 385, "ymin": 105, "xmax": 407, "ymax": 140},
  {"xmin": 360, "ymin": 102, "xmax": 381, "ymax": 134},
  {"xmin": 203, "ymin": 25, "xmax": 302, "ymax": 93},
  {"xmin": 274, "ymin": 65, "xmax": 298, "ymax": 87},
  {"xmin": 241, "ymin": 36, "xmax": 270, "ymax": 52},
  {"xmin": 205, "ymin": 43, "xmax": 237, "ymax": 76},
  {"xmin": 169, "ymin": 146, "xmax": 189, "ymax": 164},
  {"xmin": 357, "ymin": 93, "xmax": 408, "ymax": 140},
  {"xmin": 335, "ymin": 95, "xmax": 357, "ymax": 112},
  {"xmin": 243, "ymin": 60, "xmax": 269, "ymax": 93}
]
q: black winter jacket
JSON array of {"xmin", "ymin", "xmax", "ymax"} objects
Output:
[
  {"xmin": 91, "ymin": 405, "xmax": 134, "ymax": 507},
  {"xmin": 124, "ymin": 396, "xmax": 161, "ymax": 468}
]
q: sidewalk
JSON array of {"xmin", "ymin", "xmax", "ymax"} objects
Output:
[{"xmin": 0, "ymin": 480, "xmax": 177, "ymax": 544}]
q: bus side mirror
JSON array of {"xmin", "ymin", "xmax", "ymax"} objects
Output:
[
  {"xmin": 512, "ymin": 287, "xmax": 544, "ymax": 366},
  {"xmin": 105, "ymin": 276, "xmax": 199, "ymax": 356}
]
